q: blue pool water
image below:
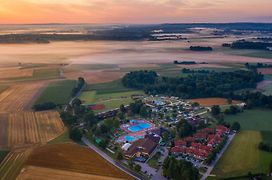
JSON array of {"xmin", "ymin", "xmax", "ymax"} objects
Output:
[
  {"xmin": 124, "ymin": 135, "xmax": 144, "ymax": 142},
  {"xmin": 128, "ymin": 123, "xmax": 151, "ymax": 132}
]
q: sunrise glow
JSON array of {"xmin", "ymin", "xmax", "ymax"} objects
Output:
[{"xmin": 0, "ymin": 0, "xmax": 271, "ymax": 24}]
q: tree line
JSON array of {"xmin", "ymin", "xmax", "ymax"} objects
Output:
[
  {"xmin": 163, "ymin": 157, "xmax": 199, "ymax": 180},
  {"xmin": 122, "ymin": 70, "xmax": 263, "ymax": 98}
]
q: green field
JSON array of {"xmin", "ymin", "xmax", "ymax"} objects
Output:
[
  {"xmin": 7, "ymin": 68, "xmax": 60, "ymax": 82},
  {"xmin": 213, "ymin": 109, "xmax": 272, "ymax": 178},
  {"xmin": 224, "ymin": 109, "xmax": 272, "ymax": 131},
  {"xmin": 0, "ymin": 150, "xmax": 9, "ymax": 164},
  {"xmin": 261, "ymin": 131, "xmax": 272, "ymax": 145},
  {"xmin": 80, "ymin": 90, "xmax": 145, "ymax": 111},
  {"xmin": 65, "ymin": 64, "xmax": 119, "ymax": 71},
  {"xmin": 259, "ymin": 75, "xmax": 272, "ymax": 96},
  {"xmin": 33, "ymin": 68, "xmax": 60, "ymax": 79},
  {"xmin": 220, "ymin": 48, "xmax": 272, "ymax": 59},
  {"xmin": 48, "ymin": 131, "xmax": 70, "ymax": 145},
  {"xmin": 212, "ymin": 131, "xmax": 272, "ymax": 178},
  {"xmin": 35, "ymin": 80, "xmax": 76, "ymax": 105},
  {"xmin": 87, "ymin": 79, "xmax": 133, "ymax": 93},
  {"xmin": 0, "ymin": 85, "xmax": 8, "ymax": 94}
]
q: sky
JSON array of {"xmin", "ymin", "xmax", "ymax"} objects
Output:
[{"xmin": 0, "ymin": 0, "xmax": 271, "ymax": 24}]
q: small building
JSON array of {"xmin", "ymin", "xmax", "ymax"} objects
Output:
[{"xmin": 122, "ymin": 143, "xmax": 132, "ymax": 151}]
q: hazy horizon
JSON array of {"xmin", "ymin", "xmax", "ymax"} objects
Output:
[{"xmin": 0, "ymin": 0, "xmax": 271, "ymax": 24}]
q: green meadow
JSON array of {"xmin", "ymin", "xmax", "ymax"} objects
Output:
[
  {"xmin": 212, "ymin": 109, "xmax": 272, "ymax": 178},
  {"xmin": 35, "ymin": 80, "xmax": 76, "ymax": 105}
]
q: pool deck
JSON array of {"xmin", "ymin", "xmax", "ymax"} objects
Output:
[{"xmin": 117, "ymin": 119, "xmax": 156, "ymax": 143}]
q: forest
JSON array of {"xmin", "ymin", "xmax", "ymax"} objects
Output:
[{"xmin": 122, "ymin": 70, "xmax": 272, "ymax": 109}]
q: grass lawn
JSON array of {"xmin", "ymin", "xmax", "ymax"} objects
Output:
[
  {"xmin": 0, "ymin": 150, "xmax": 9, "ymax": 163},
  {"xmin": 87, "ymin": 79, "xmax": 133, "ymax": 94},
  {"xmin": 224, "ymin": 109, "xmax": 272, "ymax": 131},
  {"xmin": 80, "ymin": 90, "xmax": 145, "ymax": 112},
  {"xmin": 261, "ymin": 131, "xmax": 272, "ymax": 145},
  {"xmin": 147, "ymin": 152, "xmax": 161, "ymax": 169},
  {"xmin": 212, "ymin": 131, "xmax": 272, "ymax": 178},
  {"xmin": 48, "ymin": 131, "xmax": 70, "ymax": 145},
  {"xmin": 35, "ymin": 80, "xmax": 76, "ymax": 105}
]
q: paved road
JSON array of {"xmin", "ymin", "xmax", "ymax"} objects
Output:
[
  {"xmin": 135, "ymin": 146, "xmax": 168, "ymax": 180},
  {"xmin": 201, "ymin": 133, "xmax": 236, "ymax": 180},
  {"xmin": 82, "ymin": 137, "xmax": 141, "ymax": 180},
  {"xmin": 64, "ymin": 83, "xmax": 86, "ymax": 112},
  {"xmin": 151, "ymin": 147, "xmax": 168, "ymax": 180}
]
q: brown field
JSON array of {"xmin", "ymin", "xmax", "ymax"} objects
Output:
[
  {"xmin": 18, "ymin": 166, "xmax": 126, "ymax": 180},
  {"xmin": 0, "ymin": 113, "xmax": 8, "ymax": 149},
  {"xmin": 0, "ymin": 82, "xmax": 46, "ymax": 112},
  {"xmin": 191, "ymin": 98, "xmax": 242, "ymax": 106},
  {"xmin": 64, "ymin": 70, "xmax": 124, "ymax": 84},
  {"xmin": 25, "ymin": 143, "xmax": 133, "ymax": 179},
  {"xmin": 8, "ymin": 111, "xmax": 65, "ymax": 148},
  {"xmin": 0, "ymin": 148, "xmax": 33, "ymax": 180},
  {"xmin": 0, "ymin": 67, "xmax": 33, "ymax": 79},
  {"xmin": 257, "ymin": 68, "xmax": 272, "ymax": 75}
]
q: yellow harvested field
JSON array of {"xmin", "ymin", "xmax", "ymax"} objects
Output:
[
  {"xmin": 0, "ymin": 67, "xmax": 33, "ymax": 79},
  {"xmin": 18, "ymin": 166, "xmax": 126, "ymax": 180},
  {"xmin": 8, "ymin": 111, "xmax": 65, "ymax": 148},
  {"xmin": 0, "ymin": 82, "xmax": 45, "ymax": 112},
  {"xmin": 25, "ymin": 143, "xmax": 134, "ymax": 179},
  {"xmin": 0, "ymin": 148, "xmax": 32, "ymax": 180}
]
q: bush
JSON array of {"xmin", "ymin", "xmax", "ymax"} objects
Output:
[
  {"xmin": 134, "ymin": 164, "xmax": 142, "ymax": 172},
  {"xmin": 33, "ymin": 102, "xmax": 56, "ymax": 111},
  {"xmin": 69, "ymin": 128, "xmax": 82, "ymax": 142}
]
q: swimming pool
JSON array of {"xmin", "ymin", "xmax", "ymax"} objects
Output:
[
  {"xmin": 124, "ymin": 135, "xmax": 144, "ymax": 142},
  {"xmin": 128, "ymin": 123, "xmax": 151, "ymax": 132}
]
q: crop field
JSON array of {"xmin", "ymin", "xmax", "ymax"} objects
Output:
[
  {"xmin": 8, "ymin": 111, "xmax": 65, "ymax": 148},
  {"xmin": 224, "ymin": 109, "xmax": 272, "ymax": 131},
  {"xmin": 212, "ymin": 131, "xmax": 272, "ymax": 178},
  {"xmin": 0, "ymin": 148, "xmax": 33, "ymax": 180},
  {"xmin": 80, "ymin": 90, "xmax": 145, "ymax": 111},
  {"xmin": 35, "ymin": 80, "xmax": 76, "ymax": 105},
  {"xmin": 33, "ymin": 68, "xmax": 60, "ymax": 79},
  {"xmin": 64, "ymin": 70, "xmax": 124, "ymax": 84},
  {"xmin": 0, "ymin": 67, "xmax": 33, "ymax": 79},
  {"xmin": 25, "ymin": 143, "xmax": 133, "ymax": 179},
  {"xmin": 257, "ymin": 75, "xmax": 272, "ymax": 95},
  {"xmin": 18, "ymin": 165, "xmax": 126, "ymax": 180},
  {"xmin": 0, "ymin": 113, "xmax": 8, "ymax": 149},
  {"xmin": 0, "ymin": 82, "xmax": 45, "ymax": 112},
  {"xmin": 191, "ymin": 98, "xmax": 241, "ymax": 106}
]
